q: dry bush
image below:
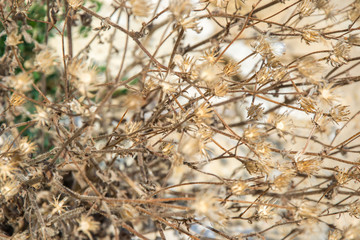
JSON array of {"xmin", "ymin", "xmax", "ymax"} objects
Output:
[{"xmin": 1, "ymin": 0, "xmax": 360, "ymax": 239}]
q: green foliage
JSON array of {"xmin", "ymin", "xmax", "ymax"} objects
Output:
[
  {"xmin": 97, "ymin": 65, "xmax": 106, "ymax": 73},
  {"xmin": 26, "ymin": 3, "xmax": 47, "ymax": 43},
  {"xmin": 79, "ymin": 25, "xmax": 92, "ymax": 38},
  {"xmin": 0, "ymin": 35, "xmax": 6, "ymax": 56},
  {"xmin": 89, "ymin": 0, "xmax": 103, "ymax": 12},
  {"xmin": 112, "ymin": 88, "xmax": 128, "ymax": 97},
  {"xmin": 112, "ymin": 78, "xmax": 139, "ymax": 97}
]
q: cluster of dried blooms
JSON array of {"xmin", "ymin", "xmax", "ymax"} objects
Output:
[{"xmin": 1, "ymin": 0, "xmax": 360, "ymax": 239}]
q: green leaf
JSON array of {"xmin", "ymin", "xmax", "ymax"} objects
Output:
[
  {"xmin": 112, "ymin": 89, "xmax": 128, "ymax": 97},
  {"xmin": 79, "ymin": 25, "xmax": 92, "ymax": 38}
]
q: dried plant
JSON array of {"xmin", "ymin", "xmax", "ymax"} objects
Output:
[{"xmin": 1, "ymin": 0, "xmax": 360, "ymax": 239}]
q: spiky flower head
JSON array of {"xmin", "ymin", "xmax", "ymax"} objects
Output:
[
  {"xmin": 302, "ymin": 30, "xmax": 320, "ymax": 44},
  {"xmin": 35, "ymin": 49, "xmax": 58, "ymax": 74},
  {"xmin": 6, "ymin": 30, "xmax": 23, "ymax": 46},
  {"xmin": 67, "ymin": 0, "xmax": 84, "ymax": 10},
  {"xmin": 50, "ymin": 195, "xmax": 68, "ymax": 216},
  {"xmin": 18, "ymin": 137, "xmax": 37, "ymax": 155},
  {"xmin": 3, "ymin": 69, "xmax": 32, "ymax": 92},
  {"xmin": 77, "ymin": 215, "xmax": 100, "ymax": 240},
  {"xmin": 130, "ymin": 0, "xmax": 153, "ymax": 17}
]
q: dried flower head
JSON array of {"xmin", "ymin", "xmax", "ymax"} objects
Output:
[
  {"xmin": 344, "ymin": 225, "xmax": 360, "ymax": 240},
  {"xmin": 256, "ymin": 200, "xmax": 276, "ymax": 220},
  {"xmin": 299, "ymin": 96, "xmax": 317, "ymax": 113},
  {"xmin": 299, "ymin": 0, "xmax": 316, "ymax": 16},
  {"xmin": 0, "ymin": 158, "xmax": 18, "ymax": 180},
  {"xmin": 35, "ymin": 49, "xmax": 57, "ymax": 74},
  {"xmin": 173, "ymin": 54, "xmax": 184, "ymax": 68},
  {"xmin": 1, "ymin": 180, "xmax": 20, "ymax": 200},
  {"xmin": 18, "ymin": 137, "xmax": 37, "ymax": 155},
  {"xmin": 348, "ymin": 1, "xmax": 360, "ymax": 22},
  {"xmin": 329, "ymin": 42, "xmax": 351, "ymax": 67},
  {"xmin": 302, "ymin": 30, "xmax": 320, "ymax": 44},
  {"xmin": 169, "ymin": 0, "xmax": 193, "ymax": 21},
  {"xmin": 348, "ymin": 201, "xmax": 360, "ymax": 218},
  {"xmin": 296, "ymin": 203, "xmax": 319, "ymax": 219},
  {"xmin": 231, "ymin": 181, "xmax": 247, "ymax": 195},
  {"xmin": 49, "ymin": 195, "xmax": 68, "ymax": 216},
  {"xmin": 76, "ymin": 215, "xmax": 100, "ymax": 240},
  {"xmin": 68, "ymin": 58, "xmax": 98, "ymax": 97},
  {"xmin": 315, "ymin": 0, "xmax": 329, "ymax": 10},
  {"xmin": 194, "ymin": 103, "xmax": 213, "ymax": 123},
  {"xmin": 273, "ymin": 171, "xmax": 295, "ymax": 190},
  {"xmin": 313, "ymin": 112, "xmax": 330, "ymax": 134},
  {"xmin": 10, "ymin": 92, "xmax": 26, "ymax": 106},
  {"xmin": 130, "ymin": 0, "xmax": 153, "ymax": 17},
  {"xmin": 223, "ymin": 61, "xmax": 240, "ymax": 77},
  {"xmin": 125, "ymin": 121, "xmax": 142, "ymax": 135},
  {"xmin": 245, "ymin": 158, "xmax": 273, "ymax": 175},
  {"xmin": 197, "ymin": 123, "xmax": 214, "ymax": 140},
  {"xmin": 5, "ymin": 30, "xmax": 23, "ymax": 46},
  {"xmin": 328, "ymin": 229, "xmax": 342, "ymax": 240},
  {"xmin": 243, "ymin": 125, "xmax": 263, "ymax": 143},
  {"xmin": 31, "ymin": 106, "xmax": 50, "ymax": 127},
  {"xmin": 191, "ymin": 192, "xmax": 227, "ymax": 226},
  {"xmin": 178, "ymin": 134, "xmax": 210, "ymax": 159},
  {"xmin": 209, "ymin": 0, "xmax": 230, "ymax": 8},
  {"xmin": 247, "ymin": 103, "xmax": 264, "ymax": 120},
  {"xmin": 252, "ymin": 36, "xmax": 272, "ymax": 58},
  {"xmin": 180, "ymin": 17, "xmax": 202, "ymax": 33},
  {"xmin": 335, "ymin": 168, "xmax": 349, "ymax": 185},
  {"xmin": 330, "ymin": 104, "xmax": 350, "ymax": 123},
  {"xmin": 297, "ymin": 57, "xmax": 323, "ymax": 80},
  {"xmin": 119, "ymin": 204, "xmax": 139, "ymax": 220},
  {"xmin": 202, "ymin": 49, "xmax": 222, "ymax": 65},
  {"xmin": 160, "ymin": 75, "xmax": 179, "ymax": 94},
  {"xmin": 256, "ymin": 67, "xmax": 271, "ymax": 85},
  {"xmin": 271, "ymin": 67, "xmax": 288, "ymax": 82},
  {"xmin": 174, "ymin": 54, "xmax": 195, "ymax": 72},
  {"xmin": 319, "ymin": 84, "xmax": 339, "ymax": 105},
  {"xmin": 199, "ymin": 64, "xmax": 220, "ymax": 85},
  {"xmin": 67, "ymin": 0, "xmax": 84, "ymax": 10},
  {"xmin": 255, "ymin": 142, "xmax": 272, "ymax": 159},
  {"xmin": 7, "ymin": 72, "xmax": 32, "ymax": 92},
  {"xmin": 347, "ymin": 34, "xmax": 360, "ymax": 45},
  {"xmin": 296, "ymin": 157, "xmax": 322, "ymax": 176},
  {"xmin": 214, "ymin": 81, "xmax": 228, "ymax": 97},
  {"xmin": 270, "ymin": 113, "xmax": 292, "ymax": 133},
  {"xmin": 161, "ymin": 142, "xmax": 175, "ymax": 156}
]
